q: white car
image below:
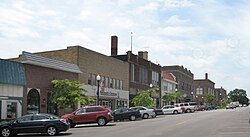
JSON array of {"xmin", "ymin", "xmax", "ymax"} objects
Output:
[
  {"xmin": 130, "ymin": 106, "xmax": 156, "ymax": 119},
  {"xmin": 161, "ymin": 105, "xmax": 183, "ymax": 114}
]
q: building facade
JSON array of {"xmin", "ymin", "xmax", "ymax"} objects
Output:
[
  {"xmin": 161, "ymin": 70, "xmax": 178, "ymax": 105},
  {"xmin": 111, "ymin": 36, "xmax": 162, "ymax": 107},
  {"xmin": 215, "ymin": 87, "xmax": 227, "ymax": 105},
  {"xmin": 194, "ymin": 73, "xmax": 215, "ymax": 105},
  {"xmin": 16, "ymin": 52, "xmax": 81, "ymax": 116},
  {"xmin": 35, "ymin": 45, "xmax": 130, "ymax": 110},
  {"xmin": 0, "ymin": 59, "xmax": 25, "ymax": 119},
  {"xmin": 162, "ymin": 65, "xmax": 194, "ymax": 102}
]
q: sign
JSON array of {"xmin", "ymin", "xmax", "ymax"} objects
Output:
[{"xmin": 100, "ymin": 91, "xmax": 117, "ymax": 97}]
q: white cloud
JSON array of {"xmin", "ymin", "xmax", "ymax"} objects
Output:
[
  {"xmin": 164, "ymin": 0, "xmax": 195, "ymax": 9},
  {"xmin": 166, "ymin": 15, "xmax": 190, "ymax": 25}
]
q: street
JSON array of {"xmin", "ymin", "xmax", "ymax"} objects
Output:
[{"xmin": 17, "ymin": 107, "xmax": 250, "ymax": 137}]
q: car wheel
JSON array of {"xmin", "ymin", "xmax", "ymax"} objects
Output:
[
  {"xmin": 129, "ymin": 115, "xmax": 136, "ymax": 121},
  {"xmin": 143, "ymin": 113, "xmax": 149, "ymax": 119},
  {"xmin": 69, "ymin": 119, "xmax": 76, "ymax": 128},
  {"xmin": 186, "ymin": 109, "xmax": 191, "ymax": 113},
  {"xmin": 47, "ymin": 126, "xmax": 57, "ymax": 136},
  {"xmin": 173, "ymin": 110, "xmax": 178, "ymax": 114},
  {"xmin": 1, "ymin": 127, "xmax": 11, "ymax": 137},
  {"xmin": 97, "ymin": 117, "xmax": 107, "ymax": 126}
]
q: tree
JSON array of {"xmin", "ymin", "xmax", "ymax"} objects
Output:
[
  {"xmin": 204, "ymin": 94, "xmax": 215, "ymax": 105},
  {"xmin": 228, "ymin": 88, "xmax": 249, "ymax": 105},
  {"xmin": 131, "ymin": 88, "xmax": 158, "ymax": 107},
  {"xmin": 220, "ymin": 99, "xmax": 230, "ymax": 107},
  {"xmin": 50, "ymin": 79, "xmax": 94, "ymax": 109},
  {"xmin": 162, "ymin": 91, "xmax": 182, "ymax": 105},
  {"xmin": 162, "ymin": 92, "xmax": 175, "ymax": 105}
]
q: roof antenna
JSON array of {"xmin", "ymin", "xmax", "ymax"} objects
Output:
[{"xmin": 130, "ymin": 32, "xmax": 133, "ymax": 53}]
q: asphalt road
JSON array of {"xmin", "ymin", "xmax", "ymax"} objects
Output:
[{"xmin": 17, "ymin": 107, "xmax": 250, "ymax": 137}]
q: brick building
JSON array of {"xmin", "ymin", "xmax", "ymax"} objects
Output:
[
  {"xmin": 215, "ymin": 87, "xmax": 227, "ymax": 105},
  {"xmin": 162, "ymin": 65, "xmax": 194, "ymax": 102},
  {"xmin": 111, "ymin": 36, "xmax": 162, "ymax": 107},
  {"xmin": 17, "ymin": 52, "xmax": 81, "ymax": 116},
  {"xmin": 35, "ymin": 45, "xmax": 130, "ymax": 110},
  {"xmin": 194, "ymin": 73, "xmax": 215, "ymax": 105}
]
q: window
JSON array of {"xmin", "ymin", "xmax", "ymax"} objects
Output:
[
  {"xmin": 110, "ymin": 78, "xmax": 113, "ymax": 88},
  {"xmin": 116, "ymin": 79, "xmax": 120, "ymax": 89},
  {"xmin": 76, "ymin": 108, "xmax": 86, "ymax": 114},
  {"xmin": 33, "ymin": 115, "xmax": 50, "ymax": 120},
  {"xmin": 101, "ymin": 76, "xmax": 105, "ymax": 86},
  {"xmin": 139, "ymin": 67, "xmax": 148, "ymax": 84},
  {"xmin": 196, "ymin": 87, "xmax": 203, "ymax": 95},
  {"xmin": 113, "ymin": 79, "xmax": 116, "ymax": 89},
  {"xmin": 92, "ymin": 74, "xmax": 96, "ymax": 86},
  {"xmin": 131, "ymin": 64, "xmax": 135, "ymax": 81},
  {"xmin": 120, "ymin": 80, "xmax": 123, "ymax": 90},
  {"xmin": 18, "ymin": 116, "xmax": 32, "ymax": 122},
  {"xmin": 88, "ymin": 74, "xmax": 92, "ymax": 85},
  {"xmin": 152, "ymin": 71, "xmax": 159, "ymax": 86},
  {"xmin": 105, "ymin": 77, "xmax": 109, "ymax": 88}
]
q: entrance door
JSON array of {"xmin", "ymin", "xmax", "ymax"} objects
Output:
[{"xmin": 27, "ymin": 89, "xmax": 40, "ymax": 114}]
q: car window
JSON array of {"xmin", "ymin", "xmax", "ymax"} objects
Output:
[
  {"xmin": 76, "ymin": 108, "xmax": 86, "ymax": 114},
  {"xmin": 18, "ymin": 116, "xmax": 32, "ymax": 122},
  {"xmin": 33, "ymin": 115, "xmax": 50, "ymax": 120},
  {"xmin": 86, "ymin": 107, "xmax": 104, "ymax": 113},
  {"xmin": 184, "ymin": 103, "xmax": 189, "ymax": 106}
]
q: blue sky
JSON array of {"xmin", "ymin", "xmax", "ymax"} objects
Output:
[{"xmin": 1, "ymin": 0, "xmax": 250, "ymax": 97}]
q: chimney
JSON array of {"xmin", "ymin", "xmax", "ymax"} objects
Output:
[
  {"xmin": 111, "ymin": 36, "xmax": 118, "ymax": 56},
  {"xmin": 138, "ymin": 51, "xmax": 148, "ymax": 60},
  {"xmin": 205, "ymin": 73, "xmax": 208, "ymax": 79}
]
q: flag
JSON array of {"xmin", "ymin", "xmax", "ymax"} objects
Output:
[{"xmin": 100, "ymin": 81, "xmax": 105, "ymax": 92}]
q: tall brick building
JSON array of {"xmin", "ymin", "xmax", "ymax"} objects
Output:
[
  {"xmin": 110, "ymin": 36, "xmax": 162, "ymax": 107},
  {"xmin": 194, "ymin": 73, "xmax": 215, "ymax": 105},
  {"xmin": 35, "ymin": 45, "xmax": 130, "ymax": 110},
  {"xmin": 162, "ymin": 65, "xmax": 194, "ymax": 102}
]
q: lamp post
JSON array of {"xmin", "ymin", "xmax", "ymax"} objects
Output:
[
  {"xmin": 96, "ymin": 75, "xmax": 101, "ymax": 105},
  {"xmin": 191, "ymin": 92, "xmax": 194, "ymax": 101},
  {"xmin": 175, "ymin": 88, "xmax": 178, "ymax": 104}
]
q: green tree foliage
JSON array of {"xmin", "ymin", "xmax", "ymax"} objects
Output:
[
  {"xmin": 162, "ymin": 91, "xmax": 182, "ymax": 104},
  {"xmin": 228, "ymin": 88, "xmax": 249, "ymax": 105},
  {"xmin": 220, "ymin": 99, "xmax": 231, "ymax": 107},
  {"xmin": 204, "ymin": 94, "xmax": 215, "ymax": 105},
  {"xmin": 131, "ymin": 88, "xmax": 158, "ymax": 107},
  {"xmin": 50, "ymin": 79, "xmax": 94, "ymax": 108}
]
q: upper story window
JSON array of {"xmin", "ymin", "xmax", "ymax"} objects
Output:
[
  {"xmin": 120, "ymin": 80, "xmax": 123, "ymax": 90},
  {"xmin": 110, "ymin": 78, "xmax": 113, "ymax": 88},
  {"xmin": 130, "ymin": 64, "xmax": 135, "ymax": 82},
  {"xmin": 139, "ymin": 66, "xmax": 148, "ymax": 84},
  {"xmin": 105, "ymin": 77, "xmax": 109, "ymax": 88},
  {"xmin": 196, "ymin": 87, "xmax": 203, "ymax": 95},
  {"xmin": 152, "ymin": 71, "xmax": 159, "ymax": 86}
]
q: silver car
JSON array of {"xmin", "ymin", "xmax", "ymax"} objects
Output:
[
  {"xmin": 130, "ymin": 106, "xmax": 156, "ymax": 119},
  {"xmin": 161, "ymin": 105, "xmax": 183, "ymax": 114}
]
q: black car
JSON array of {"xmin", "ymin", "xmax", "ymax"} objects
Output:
[
  {"xmin": 0, "ymin": 113, "xmax": 70, "ymax": 137},
  {"xmin": 112, "ymin": 108, "xmax": 141, "ymax": 121}
]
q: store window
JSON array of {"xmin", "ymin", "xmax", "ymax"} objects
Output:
[
  {"xmin": 27, "ymin": 89, "xmax": 40, "ymax": 114},
  {"xmin": 7, "ymin": 102, "xmax": 17, "ymax": 119}
]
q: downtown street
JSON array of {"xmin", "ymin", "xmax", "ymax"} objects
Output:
[{"xmin": 16, "ymin": 107, "xmax": 250, "ymax": 137}]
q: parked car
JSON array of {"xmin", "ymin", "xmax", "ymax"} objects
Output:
[
  {"xmin": 0, "ymin": 113, "xmax": 70, "ymax": 137},
  {"xmin": 112, "ymin": 108, "xmax": 141, "ymax": 121},
  {"xmin": 195, "ymin": 105, "xmax": 206, "ymax": 111},
  {"xmin": 61, "ymin": 106, "xmax": 113, "ymax": 127},
  {"xmin": 175, "ymin": 102, "xmax": 196, "ymax": 113},
  {"xmin": 205, "ymin": 105, "xmax": 215, "ymax": 110},
  {"xmin": 130, "ymin": 106, "xmax": 156, "ymax": 119},
  {"xmin": 225, "ymin": 104, "xmax": 237, "ymax": 109},
  {"xmin": 161, "ymin": 105, "xmax": 183, "ymax": 114},
  {"xmin": 149, "ymin": 107, "xmax": 163, "ymax": 115}
]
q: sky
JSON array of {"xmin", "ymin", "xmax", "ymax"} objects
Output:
[{"xmin": 1, "ymin": 0, "xmax": 250, "ymax": 98}]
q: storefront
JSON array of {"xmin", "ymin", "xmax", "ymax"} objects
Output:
[
  {"xmin": 81, "ymin": 85, "xmax": 129, "ymax": 110},
  {"xmin": 0, "ymin": 59, "xmax": 25, "ymax": 119}
]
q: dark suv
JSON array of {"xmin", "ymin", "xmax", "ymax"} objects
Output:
[{"xmin": 61, "ymin": 106, "xmax": 113, "ymax": 127}]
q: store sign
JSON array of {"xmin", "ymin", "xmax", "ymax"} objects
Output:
[{"xmin": 100, "ymin": 91, "xmax": 117, "ymax": 97}]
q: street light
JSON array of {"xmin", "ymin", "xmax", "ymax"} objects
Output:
[
  {"xmin": 191, "ymin": 92, "xmax": 194, "ymax": 101},
  {"xmin": 96, "ymin": 75, "xmax": 101, "ymax": 105},
  {"xmin": 175, "ymin": 88, "xmax": 178, "ymax": 104}
]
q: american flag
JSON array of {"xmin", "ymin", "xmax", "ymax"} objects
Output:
[{"xmin": 100, "ymin": 81, "xmax": 105, "ymax": 92}]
